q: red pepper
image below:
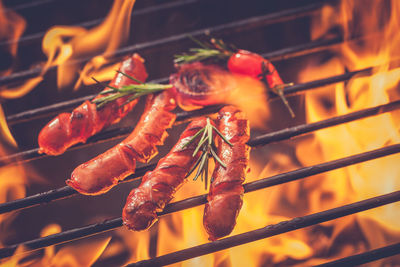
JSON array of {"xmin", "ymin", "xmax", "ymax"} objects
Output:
[
  {"xmin": 174, "ymin": 38, "xmax": 295, "ymax": 117},
  {"xmin": 227, "ymin": 50, "xmax": 294, "ymax": 117}
]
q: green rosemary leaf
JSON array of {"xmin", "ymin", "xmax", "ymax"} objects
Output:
[
  {"xmin": 207, "ymin": 120, "xmax": 213, "ymax": 146},
  {"xmin": 186, "ymin": 152, "xmax": 204, "ymax": 178},
  {"xmin": 94, "ymin": 92, "xmax": 130, "ymax": 109},
  {"xmin": 192, "ymin": 134, "xmax": 208, "ymax": 157},
  {"xmin": 194, "ymin": 125, "xmax": 209, "ymax": 153},
  {"xmin": 116, "ymin": 70, "xmax": 144, "ymax": 84},
  {"xmin": 92, "ymin": 77, "xmax": 120, "ymax": 91},
  {"xmin": 120, "ymin": 93, "xmax": 142, "ymax": 108},
  {"xmin": 204, "ymin": 153, "xmax": 209, "ymax": 190},
  {"xmin": 98, "ymin": 89, "xmax": 115, "ymax": 95},
  {"xmin": 212, "ymin": 125, "xmax": 233, "ymax": 147},
  {"xmin": 91, "ymin": 75, "xmax": 170, "ymax": 109},
  {"xmin": 193, "ymin": 152, "xmax": 207, "ymax": 181},
  {"xmin": 181, "ymin": 128, "xmax": 205, "ymax": 150},
  {"xmin": 187, "ymin": 35, "xmax": 213, "ymax": 50},
  {"xmin": 210, "ymin": 147, "xmax": 226, "ymax": 168}
]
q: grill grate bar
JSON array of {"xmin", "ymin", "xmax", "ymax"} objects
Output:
[
  {"xmin": 248, "ymin": 99, "xmax": 400, "ymax": 146},
  {"xmin": 0, "ymin": 144, "xmax": 398, "ymax": 259},
  {"xmin": 1, "ymin": 0, "xmax": 200, "ymax": 47},
  {"xmin": 1, "ymin": 105, "xmax": 222, "ymax": 167},
  {"xmin": 129, "ymin": 191, "xmax": 400, "ymax": 266},
  {"xmin": 314, "ymin": 242, "xmax": 400, "ymax": 267},
  {"xmin": 5, "ymin": 35, "xmax": 353, "ymax": 126},
  {"xmin": 0, "ymin": 0, "xmax": 330, "ymax": 86},
  {"xmin": 5, "ymin": 0, "xmax": 58, "ymax": 11},
  {"xmin": 1, "ymin": 101, "xmax": 399, "ymax": 214},
  {"xmin": 2, "ymin": 64, "xmax": 380, "ymax": 167},
  {"xmin": 2, "ymin": 93, "xmax": 398, "ymax": 168}
]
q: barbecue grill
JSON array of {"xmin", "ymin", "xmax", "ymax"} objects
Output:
[{"xmin": 0, "ymin": 0, "xmax": 399, "ymax": 266}]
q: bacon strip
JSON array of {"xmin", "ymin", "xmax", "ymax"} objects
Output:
[
  {"xmin": 122, "ymin": 118, "xmax": 207, "ymax": 231},
  {"xmin": 38, "ymin": 53, "xmax": 148, "ymax": 156},
  {"xmin": 203, "ymin": 106, "xmax": 250, "ymax": 240},
  {"xmin": 67, "ymin": 90, "xmax": 177, "ymax": 195}
]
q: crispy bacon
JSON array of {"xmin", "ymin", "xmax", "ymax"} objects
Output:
[
  {"xmin": 122, "ymin": 118, "xmax": 208, "ymax": 231},
  {"xmin": 67, "ymin": 90, "xmax": 177, "ymax": 195},
  {"xmin": 203, "ymin": 106, "xmax": 250, "ymax": 240},
  {"xmin": 38, "ymin": 53, "xmax": 148, "ymax": 155}
]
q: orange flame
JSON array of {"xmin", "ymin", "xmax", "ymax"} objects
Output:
[
  {"xmin": 3, "ymin": 0, "xmax": 400, "ymax": 265},
  {"xmin": 290, "ymin": 0, "xmax": 400, "ymax": 264},
  {"xmin": 42, "ymin": 0, "xmax": 137, "ymax": 89},
  {"xmin": 0, "ymin": 0, "xmax": 26, "ymax": 75},
  {"xmin": 0, "ymin": 1, "xmax": 28, "ymax": 234},
  {"xmin": 136, "ymin": 0, "xmax": 400, "ymax": 265}
]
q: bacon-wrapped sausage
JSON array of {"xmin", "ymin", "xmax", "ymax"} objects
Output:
[
  {"xmin": 38, "ymin": 53, "xmax": 148, "ymax": 155},
  {"xmin": 67, "ymin": 90, "xmax": 177, "ymax": 195},
  {"xmin": 123, "ymin": 118, "xmax": 207, "ymax": 231},
  {"xmin": 203, "ymin": 106, "xmax": 250, "ymax": 240}
]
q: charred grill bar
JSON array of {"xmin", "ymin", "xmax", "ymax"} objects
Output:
[
  {"xmin": 314, "ymin": 242, "xmax": 400, "ymax": 267},
  {"xmin": 0, "ymin": 0, "xmax": 399, "ymax": 266},
  {"xmin": 0, "ymin": 1, "xmax": 327, "ymax": 87},
  {"xmin": 5, "ymin": 37, "xmax": 377, "ymax": 126},
  {"xmin": 0, "ymin": 144, "xmax": 399, "ymax": 259},
  {"xmin": 129, "ymin": 191, "xmax": 400, "ymax": 267},
  {"xmin": 0, "ymin": 66, "xmax": 391, "ymax": 167},
  {"xmin": 0, "ymin": 99, "xmax": 399, "ymax": 214}
]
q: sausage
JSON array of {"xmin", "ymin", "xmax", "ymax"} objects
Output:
[
  {"xmin": 67, "ymin": 89, "xmax": 177, "ymax": 195},
  {"xmin": 203, "ymin": 106, "xmax": 250, "ymax": 240},
  {"xmin": 122, "ymin": 118, "xmax": 208, "ymax": 231},
  {"xmin": 38, "ymin": 53, "xmax": 148, "ymax": 155}
]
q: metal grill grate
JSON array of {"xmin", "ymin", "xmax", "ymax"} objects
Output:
[{"xmin": 0, "ymin": 0, "xmax": 399, "ymax": 265}]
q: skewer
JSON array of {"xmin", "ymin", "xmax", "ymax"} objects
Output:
[
  {"xmin": 129, "ymin": 190, "xmax": 400, "ymax": 266},
  {"xmin": 0, "ymin": 0, "xmax": 330, "ymax": 86},
  {"xmin": 0, "ymin": 143, "xmax": 399, "ymax": 259},
  {"xmin": 2, "ymin": 65, "xmax": 381, "ymax": 166},
  {"xmin": 5, "ymin": 37, "xmax": 370, "ymax": 125},
  {"xmin": 1, "ymin": 105, "xmax": 221, "ymax": 166},
  {"xmin": 1, "ymin": 101, "xmax": 399, "ymax": 214}
]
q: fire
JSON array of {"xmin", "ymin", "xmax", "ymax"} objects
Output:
[
  {"xmin": 134, "ymin": 0, "xmax": 400, "ymax": 265},
  {"xmin": 227, "ymin": 74, "xmax": 270, "ymax": 129},
  {"xmin": 0, "ymin": 1, "xmax": 141, "ymax": 265},
  {"xmin": 293, "ymin": 0, "xmax": 400, "ymax": 264},
  {"xmin": 0, "ymin": 0, "xmax": 25, "ymax": 76},
  {"xmin": 0, "ymin": 1, "xmax": 29, "ymax": 250},
  {"xmin": 1, "ymin": 0, "xmax": 138, "ymax": 99},
  {"xmin": 2, "ymin": 0, "xmax": 400, "ymax": 265},
  {"xmin": 42, "ymin": 0, "xmax": 137, "ymax": 89}
]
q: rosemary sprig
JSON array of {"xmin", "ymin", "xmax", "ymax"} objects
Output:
[
  {"xmin": 174, "ymin": 36, "xmax": 235, "ymax": 65},
  {"xmin": 91, "ymin": 72, "xmax": 172, "ymax": 109},
  {"xmin": 182, "ymin": 118, "xmax": 233, "ymax": 189}
]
